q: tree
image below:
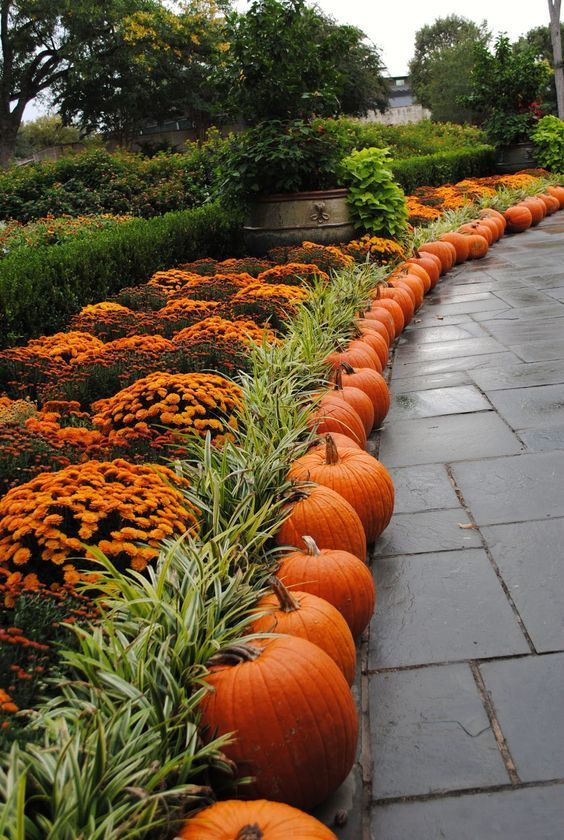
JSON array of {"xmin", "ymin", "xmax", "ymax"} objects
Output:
[
  {"xmin": 217, "ymin": 0, "xmax": 388, "ymax": 123},
  {"xmin": 53, "ymin": 2, "xmax": 228, "ymax": 143},
  {"xmin": 514, "ymin": 22, "xmax": 564, "ymax": 115},
  {"xmin": 14, "ymin": 114, "xmax": 82, "ymax": 158},
  {"xmin": 548, "ymin": 0, "xmax": 564, "ymax": 118},
  {"xmin": 409, "ymin": 15, "xmax": 489, "ymax": 122}
]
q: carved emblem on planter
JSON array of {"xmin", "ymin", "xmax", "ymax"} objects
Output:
[{"xmin": 310, "ymin": 202, "xmax": 330, "ymax": 225}]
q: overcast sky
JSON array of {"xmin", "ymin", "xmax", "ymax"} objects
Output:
[{"xmin": 24, "ymin": 0, "xmax": 556, "ymax": 121}]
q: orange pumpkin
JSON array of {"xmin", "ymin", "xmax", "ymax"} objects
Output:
[
  {"xmin": 360, "ymin": 307, "xmax": 396, "ymax": 342},
  {"xmin": 439, "ymin": 232, "xmax": 470, "ymax": 263},
  {"xmin": 407, "ymin": 253, "xmax": 441, "ymax": 287},
  {"xmin": 339, "ymin": 362, "xmax": 390, "ymax": 427},
  {"xmin": 479, "ymin": 208, "xmax": 506, "ymax": 238},
  {"xmin": 521, "ymin": 196, "xmax": 545, "ymax": 225},
  {"xmin": 356, "ymin": 317, "xmax": 390, "ymax": 346},
  {"xmin": 478, "ymin": 216, "xmax": 501, "ymax": 242},
  {"xmin": 310, "ymin": 431, "xmax": 362, "ymax": 451},
  {"xmin": 289, "ymin": 434, "xmax": 394, "ymax": 544},
  {"xmin": 277, "ymin": 536, "xmax": 376, "ymax": 638},
  {"xmin": 458, "ymin": 221, "xmax": 494, "ymax": 245},
  {"xmin": 390, "ymin": 274, "xmax": 425, "ymax": 307},
  {"xmin": 331, "ymin": 369, "xmax": 375, "ymax": 435},
  {"xmin": 250, "ymin": 576, "xmax": 356, "ymax": 684},
  {"xmin": 538, "ymin": 193, "xmax": 560, "ymax": 215},
  {"xmin": 462, "ymin": 233, "xmax": 489, "ymax": 259},
  {"xmin": 199, "ymin": 637, "xmax": 358, "ymax": 810},
  {"xmin": 276, "ymin": 483, "xmax": 367, "ymax": 560},
  {"xmin": 309, "ymin": 392, "xmax": 367, "ymax": 447},
  {"xmin": 547, "ymin": 185, "xmax": 564, "ymax": 209},
  {"xmin": 177, "ymin": 799, "xmax": 339, "ymax": 839},
  {"xmin": 366, "ymin": 298, "xmax": 404, "ymax": 336},
  {"xmin": 326, "ymin": 344, "xmax": 381, "ymax": 373},
  {"xmin": 395, "ymin": 262, "xmax": 432, "ymax": 293},
  {"xmin": 504, "ymin": 205, "xmax": 533, "ymax": 233},
  {"xmin": 418, "ymin": 241, "xmax": 455, "ymax": 273},
  {"xmin": 357, "ymin": 328, "xmax": 389, "ymax": 368}
]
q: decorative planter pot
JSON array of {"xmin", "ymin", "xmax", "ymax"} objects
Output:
[
  {"xmin": 243, "ymin": 188, "xmax": 355, "ymax": 255},
  {"xmin": 495, "ymin": 142, "xmax": 537, "ymax": 174}
]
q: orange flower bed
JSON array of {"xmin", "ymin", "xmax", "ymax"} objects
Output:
[
  {"xmin": 147, "ymin": 268, "xmax": 210, "ymax": 291},
  {"xmin": 285, "ymin": 242, "xmax": 355, "ymax": 272},
  {"xmin": 157, "ymin": 298, "xmax": 220, "ymax": 334},
  {"xmin": 0, "ymin": 458, "xmax": 198, "ymax": 604},
  {"xmin": 173, "ymin": 316, "xmax": 276, "ymax": 348},
  {"xmin": 226, "ymin": 282, "xmax": 309, "ymax": 328},
  {"xmin": 342, "ymin": 235, "xmax": 406, "ymax": 264},
  {"xmin": 257, "ymin": 262, "xmax": 330, "ymax": 286},
  {"xmin": 167, "ymin": 273, "xmax": 255, "ymax": 302},
  {"xmin": 92, "ymin": 371, "xmax": 243, "ymax": 446}
]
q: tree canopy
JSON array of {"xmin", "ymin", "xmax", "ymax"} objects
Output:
[{"xmin": 409, "ymin": 15, "xmax": 489, "ymax": 123}]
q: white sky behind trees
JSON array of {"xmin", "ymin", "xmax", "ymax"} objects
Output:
[{"xmin": 24, "ymin": 0, "xmax": 558, "ymax": 120}]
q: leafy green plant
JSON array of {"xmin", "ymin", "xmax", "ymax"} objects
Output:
[
  {"xmin": 341, "ymin": 147, "xmax": 408, "ymax": 238},
  {"xmin": 532, "ymin": 115, "xmax": 564, "ymax": 172}
]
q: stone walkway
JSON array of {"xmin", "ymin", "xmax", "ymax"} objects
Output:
[{"xmin": 318, "ymin": 212, "xmax": 564, "ymax": 839}]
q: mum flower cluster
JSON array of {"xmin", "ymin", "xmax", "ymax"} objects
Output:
[{"xmin": 257, "ymin": 262, "xmax": 330, "ymax": 287}]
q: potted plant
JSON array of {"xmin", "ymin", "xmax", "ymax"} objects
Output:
[
  {"xmin": 464, "ymin": 35, "xmax": 552, "ymax": 173},
  {"xmin": 214, "ymin": 0, "xmax": 389, "ymax": 253}
]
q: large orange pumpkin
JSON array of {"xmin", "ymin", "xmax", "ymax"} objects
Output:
[
  {"xmin": 339, "ymin": 362, "xmax": 390, "ymax": 427},
  {"xmin": 407, "ymin": 253, "xmax": 441, "ymax": 287},
  {"xmin": 199, "ymin": 637, "xmax": 358, "ymax": 810},
  {"xmin": 360, "ymin": 307, "xmax": 395, "ymax": 342},
  {"xmin": 356, "ymin": 317, "xmax": 390, "ymax": 346},
  {"xmin": 418, "ymin": 241, "xmax": 455, "ymax": 273},
  {"xmin": 276, "ymin": 483, "xmax": 367, "ymax": 560},
  {"xmin": 538, "ymin": 193, "xmax": 560, "ymax": 215},
  {"xmin": 326, "ymin": 343, "xmax": 381, "ymax": 373},
  {"xmin": 479, "ymin": 209, "xmax": 505, "ymax": 239},
  {"xmin": 250, "ymin": 576, "xmax": 356, "ymax": 684},
  {"xmin": 521, "ymin": 197, "xmax": 545, "ymax": 225},
  {"xmin": 462, "ymin": 233, "xmax": 489, "ymax": 259},
  {"xmin": 458, "ymin": 221, "xmax": 494, "ymax": 245},
  {"xmin": 331, "ymin": 369, "xmax": 375, "ymax": 435},
  {"xmin": 504, "ymin": 205, "xmax": 533, "ymax": 233},
  {"xmin": 357, "ymin": 328, "xmax": 389, "ymax": 368},
  {"xmin": 547, "ymin": 185, "xmax": 564, "ymax": 208},
  {"xmin": 277, "ymin": 536, "xmax": 375, "ymax": 638},
  {"xmin": 309, "ymin": 391, "xmax": 367, "ymax": 447},
  {"xmin": 289, "ymin": 434, "xmax": 394, "ymax": 544},
  {"xmin": 366, "ymin": 298, "xmax": 404, "ymax": 336},
  {"xmin": 310, "ymin": 430, "xmax": 362, "ymax": 451},
  {"xmin": 394, "ymin": 262, "xmax": 432, "ymax": 293},
  {"xmin": 390, "ymin": 273, "xmax": 426, "ymax": 306},
  {"xmin": 177, "ymin": 799, "xmax": 339, "ymax": 839},
  {"xmin": 376, "ymin": 287, "xmax": 415, "ymax": 324},
  {"xmin": 478, "ymin": 216, "xmax": 502, "ymax": 242},
  {"xmin": 439, "ymin": 231, "xmax": 470, "ymax": 263}
]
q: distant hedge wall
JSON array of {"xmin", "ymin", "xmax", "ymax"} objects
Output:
[
  {"xmin": 391, "ymin": 145, "xmax": 496, "ymax": 193},
  {"xmin": 0, "ymin": 203, "xmax": 243, "ymax": 347}
]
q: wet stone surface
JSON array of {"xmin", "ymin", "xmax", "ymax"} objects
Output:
[{"xmin": 389, "ymin": 385, "xmax": 491, "ymax": 420}]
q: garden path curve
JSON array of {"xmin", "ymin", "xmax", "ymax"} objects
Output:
[{"xmin": 318, "ymin": 211, "xmax": 564, "ymax": 839}]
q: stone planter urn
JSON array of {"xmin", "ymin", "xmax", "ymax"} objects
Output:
[
  {"xmin": 243, "ymin": 188, "xmax": 355, "ymax": 255},
  {"xmin": 495, "ymin": 141, "xmax": 537, "ymax": 174}
]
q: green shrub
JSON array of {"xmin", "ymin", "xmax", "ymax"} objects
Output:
[
  {"xmin": 341, "ymin": 147, "xmax": 408, "ymax": 238},
  {"xmin": 0, "ymin": 204, "xmax": 243, "ymax": 347},
  {"xmin": 532, "ymin": 115, "xmax": 564, "ymax": 172},
  {"xmin": 390, "ymin": 145, "xmax": 496, "ymax": 193}
]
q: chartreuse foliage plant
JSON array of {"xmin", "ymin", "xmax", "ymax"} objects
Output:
[
  {"xmin": 341, "ymin": 147, "xmax": 409, "ymax": 239},
  {"xmin": 0, "ymin": 259, "xmax": 386, "ymax": 838},
  {"xmin": 532, "ymin": 116, "xmax": 564, "ymax": 172}
]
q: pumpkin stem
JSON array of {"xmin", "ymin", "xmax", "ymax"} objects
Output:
[
  {"xmin": 207, "ymin": 643, "xmax": 262, "ymax": 667},
  {"xmin": 339, "ymin": 361, "xmax": 355, "ymax": 375},
  {"xmin": 302, "ymin": 535, "xmax": 321, "ymax": 556},
  {"xmin": 268, "ymin": 575, "xmax": 300, "ymax": 612},
  {"xmin": 333, "ymin": 367, "xmax": 344, "ymax": 391},
  {"xmin": 325, "ymin": 433, "xmax": 341, "ymax": 466},
  {"xmin": 236, "ymin": 824, "xmax": 263, "ymax": 840}
]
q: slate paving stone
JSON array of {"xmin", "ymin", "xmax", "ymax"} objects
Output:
[
  {"xmin": 478, "ymin": 315, "xmax": 564, "ymax": 346},
  {"xmin": 389, "ymin": 385, "xmax": 491, "ymax": 420},
  {"xmin": 409, "ymin": 312, "xmax": 476, "ymax": 328},
  {"xmin": 529, "ymin": 272, "xmax": 564, "ymax": 289},
  {"xmin": 481, "ymin": 519, "xmax": 564, "ymax": 652},
  {"xmin": 451, "ymin": 451, "xmax": 564, "ymax": 525},
  {"xmin": 543, "ymin": 285, "xmax": 564, "ymax": 301},
  {"xmin": 480, "ymin": 654, "xmax": 564, "ymax": 782},
  {"xmin": 369, "ymin": 549, "xmax": 529, "ymax": 669},
  {"xmin": 427, "ymin": 291, "xmax": 498, "ymax": 306},
  {"xmin": 369, "ymin": 664, "xmax": 508, "ymax": 800},
  {"xmin": 519, "ymin": 425, "xmax": 564, "ymax": 452},
  {"xmin": 389, "ymin": 370, "xmax": 471, "ymax": 395},
  {"xmin": 485, "ymin": 383, "xmax": 564, "ymax": 430},
  {"xmin": 490, "ymin": 288, "xmax": 555, "ymax": 307},
  {"xmin": 379, "ymin": 411, "xmax": 522, "ymax": 467},
  {"xmin": 391, "ymin": 351, "xmax": 520, "ymax": 380},
  {"xmin": 395, "ymin": 336, "xmax": 507, "ymax": 363},
  {"xmin": 388, "ymin": 464, "xmax": 461, "ymax": 513},
  {"xmin": 469, "ymin": 360, "xmax": 564, "ymax": 392},
  {"xmin": 425, "ymin": 298, "xmax": 512, "ymax": 316},
  {"xmin": 511, "ymin": 337, "xmax": 564, "ymax": 362},
  {"xmin": 471, "ymin": 302, "xmax": 564, "ymax": 322},
  {"xmin": 370, "ymin": 785, "xmax": 564, "ymax": 840},
  {"xmin": 373, "ymin": 508, "xmax": 481, "ymax": 557},
  {"xmin": 397, "ymin": 324, "xmax": 478, "ymax": 344}
]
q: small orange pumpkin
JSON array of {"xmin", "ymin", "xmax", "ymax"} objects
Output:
[
  {"xmin": 504, "ymin": 205, "xmax": 533, "ymax": 233},
  {"xmin": 407, "ymin": 253, "xmax": 441, "ymax": 287},
  {"xmin": 250, "ymin": 576, "xmax": 357, "ymax": 684},
  {"xmin": 277, "ymin": 535, "xmax": 376, "ymax": 638},
  {"xmin": 418, "ymin": 241, "xmax": 455, "ymax": 273},
  {"xmin": 332, "ymin": 368, "xmax": 375, "ymax": 435},
  {"xmin": 309, "ymin": 391, "xmax": 367, "ymax": 447},
  {"xmin": 546, "ymin": 185, "xmax": 564, "ymax": 209},
  {"xmin": 439, "ymin": 232, "xmax": 470, "ymax": 263},
  {"xmin": 366, "ymin": 298, "xmax": 404, "ymax": 336},
  {"xmin": 361, "ymin": 307, "xmax": 396, "ymax": 342},
  {"xmin": 177, "ymin": 799, "xmax": 339, "ymax": 839},
  {"xmin": 339, "ymin": 362, "xmax": 390, "ymax": 427},
  {"xmin": 356, "ymin": 317, "xmax": 390, "ymax": 346}
]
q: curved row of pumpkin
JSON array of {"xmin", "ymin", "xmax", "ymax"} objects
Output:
[{"xmin": 181, "ymin": 190, "xmax": 564, "ymax": 837}]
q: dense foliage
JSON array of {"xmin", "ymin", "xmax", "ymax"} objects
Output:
[
  {"xmin": 532, "ymin": 115, "xmax": 564, "ymax": 171},
  {"xmin": 341, "ymin": 148, "xmax": 408, "ymax": 238}
]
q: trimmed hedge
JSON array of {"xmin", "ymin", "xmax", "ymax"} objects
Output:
[
  {"xmin": 0, "ymin": 203, "xmax": 243, "ymax": 347},
  {"xmin": 391, "ymin": 145, "xmax": 496, "ymax": 193}
]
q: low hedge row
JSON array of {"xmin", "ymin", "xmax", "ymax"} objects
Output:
[
  {"xmin": 0, "ymin": 203, "xmax": 243, "ymax": 347},
  {"xmin": 391, "ymin": 145, "xmax": 496, "ymax": 194}
]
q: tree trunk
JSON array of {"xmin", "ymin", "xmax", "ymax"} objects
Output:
[
  {"xmin": 0, "ymin": 117, "xmax": 19, "ymax": 168},
  {"xmin": 549, "ymin": 0, "xmax": 564, "ymax": 118}
]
